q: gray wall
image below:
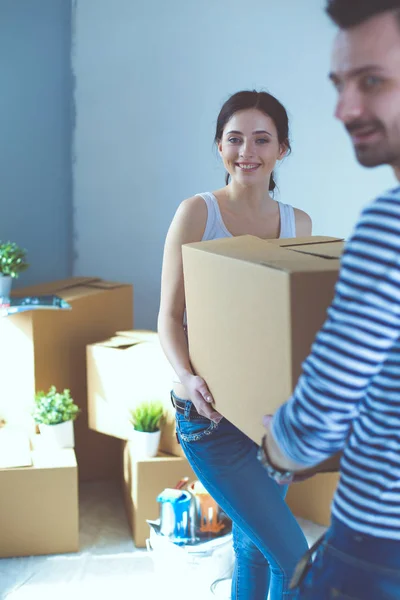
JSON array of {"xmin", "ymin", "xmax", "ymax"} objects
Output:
[
  {"xmin": 0, "ymin": 0, "xmax": 73, "ymax": 289},
  {"xmin": 72, "ymin": 0, "xmax": 395, "ymax": 330}
]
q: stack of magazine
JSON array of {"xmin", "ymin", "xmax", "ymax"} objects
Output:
[{"xmin": 1, "ymin": 295, "xmax": 71, "ymax": 317}]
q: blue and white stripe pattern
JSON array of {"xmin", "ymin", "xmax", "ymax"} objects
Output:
[{"xmin": 272, "ymin": 187, "xmax": 400, "ymax": 539}]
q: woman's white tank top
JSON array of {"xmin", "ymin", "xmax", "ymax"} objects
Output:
[{"xmin": 197, "ymin": 191, "xmax": 296, "ymax": 241}]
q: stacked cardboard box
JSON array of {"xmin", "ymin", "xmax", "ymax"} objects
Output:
[
  {"xmin": 182, "ymin": 235, "xmax": 343, "ymax": 526},
  {"xmin": 87, "ymin": 330, "xmax": 200, "ymax": 545},
  {"xmin": 0, "ymin": 438, "xmax": 79, "ymax": 557},
  {"xmin": 87, "ymin": 330, "xmax": 183, "ymax": 457},
  {"xmin": 1, "ymin": 277, "xmax": 134, "ymax": 481},
  {"xmin": 123, "ymin": 442, "xmax": 196, "ymax": 547},
  {"xmin": 0, "ymin": 277, "xmax": 133, "ymax": 557}
]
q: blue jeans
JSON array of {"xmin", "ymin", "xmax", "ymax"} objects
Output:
[
  {"xmin": 174, "ymin": 396, "xmax": 308, "ymax": 600},
  {"xmin": 295, "ymin": 515, "xmax": 400, "ymax": 599}
]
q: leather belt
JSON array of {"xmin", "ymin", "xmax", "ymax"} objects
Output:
[
  {"xmin": 170, "ymin": 393, "xmax": 187, "ymax": 415},
  {"xmin": 170, "ymin": 393, "xmax": 201, "ymax": 419}
]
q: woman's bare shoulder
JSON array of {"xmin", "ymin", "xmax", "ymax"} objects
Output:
[
  {"xmin": 169, "ymin": 195, "xmax": 208, "ymax": 243},
  {"xmin": 293, "ymin": 207, "xmax": 312, "ymax": 236}
]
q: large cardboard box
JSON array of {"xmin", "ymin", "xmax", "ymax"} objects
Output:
[
  {"xmin": 0, "ymin": 443, "xmax": 79, "ymax": 557},
  {"xmin": 123, "ymin": 442, "xmax": 196, "ymax": 547},
  {"xmin": 286, "ymin": 473, "xmax": 340, "ymax": 527},
  {"xmin": 87, "ymin": 330, "xmax": 183, "ymax": 456},
  {"xmin": 182, "ymin": 235, "xmax": 343, "ymax": 444},
  {"xmin": 0, "ymin": 277, "xmax": 133, "ymax": 481}
]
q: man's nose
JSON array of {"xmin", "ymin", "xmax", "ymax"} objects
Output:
[{"xmin": 335, "ymin": 86, "xmax": 364, "ymax": 124}]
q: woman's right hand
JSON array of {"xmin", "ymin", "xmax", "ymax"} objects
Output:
[{"xmin": 182, "ymin": 374, "xmax": 223, "ymax": 424}]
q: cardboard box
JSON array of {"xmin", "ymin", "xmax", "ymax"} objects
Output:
[
  {"xmin": 286, "ymin": 473, "xmax": 340, "ymax": 527},
  {"xmin": 182, "ymin": 235, "xmax": 343, "ymax": 444},
  {"xmin": 0, "ymin": 444, "xmax": 79, "ymax": 557},
  {"xmin": 0, "ymin": 426, "xmax": 32, "ymax": 469},
  {"xmin": 123, "ymin": 442, "xmax": 196, "ymax": 547},
  {"xmin": 87, "ymin": 330, "xmax": 183, "ymax": 457},
  {"xmin": 0, "ymin": 277, "xmax": 133, "ymax": 481}
]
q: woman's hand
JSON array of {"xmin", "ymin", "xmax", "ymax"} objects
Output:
[{"xmin": 182, "ymin": 374, "xmax": 222, "ymax": 424}]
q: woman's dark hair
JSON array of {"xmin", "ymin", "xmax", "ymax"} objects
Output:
[
  {"xmin": 214, "ymin": 90, "xmax": 291, "ymax": 192},
  {"xmin": 326, "ymin": 0, "xmax": 400, "ymax": 29}
]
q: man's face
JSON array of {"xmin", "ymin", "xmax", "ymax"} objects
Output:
[{"xmin": 331, "ymin": 11, "xmax": 400, "ymax": 172}]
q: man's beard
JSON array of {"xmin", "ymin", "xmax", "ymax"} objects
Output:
[
  {"xmin": 346, "ymin": 119, "xmax": 399, "ymax": 168},
  {"xmin": 354, "ymin": 142, "xmax": 398, "ymax": 167}
]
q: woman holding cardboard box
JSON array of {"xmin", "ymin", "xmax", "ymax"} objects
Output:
[{"xmin": 158, "ymin": 90, "xmax": 312, "ymax": 599}]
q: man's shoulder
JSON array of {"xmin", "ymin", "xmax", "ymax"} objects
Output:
[
  {"xmin": 373, "ymin": 185, "xmax": 400, "ymax": 206},
  {"xmin": 348, "ymin": 185, "xmax": 400, "ymax": 255},
  {"xmin": 362, "ymin": 185, "xmax": 400, "ymax": 220}
]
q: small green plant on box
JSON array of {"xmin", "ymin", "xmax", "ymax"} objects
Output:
[
  {"xmin": 33, "ymin": 386, "xmax": 80, "ymax": 425},
  {"xmin": 0, "ymin": 240, "xmax": 29, "ymax": 278},
  {"xmin": 129, "ymin": 401, "xmax": 164, "ymax": 433}
]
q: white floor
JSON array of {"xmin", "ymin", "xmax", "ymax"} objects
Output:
[{"xmin": 0, "ymin": 481, "xmax": 326, "ymax": 600}]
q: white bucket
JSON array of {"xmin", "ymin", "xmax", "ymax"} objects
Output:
[{"xmin": 146, "ymin": 529, "xmax": 234, "ymax": 597}]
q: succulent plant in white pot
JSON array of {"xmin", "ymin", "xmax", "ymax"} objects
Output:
[
  {"xmin": 33, "ymin": 386, "xmax": 80, "ymax": 448},
  {"xmin": 0, "ymin": 240, "xmax": 29, "ymax": 305},
  {"xmin": 129, "ymin": 401, "xmax": 165, "ymax": 459}
]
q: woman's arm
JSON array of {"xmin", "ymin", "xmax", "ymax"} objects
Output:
[{"xmin": 157, "ymin": 196, "xmax": 222, "ymax": 422}]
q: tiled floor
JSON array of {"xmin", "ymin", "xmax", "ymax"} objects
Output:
[{"xmin": 0, "ymin": 481, "xmax": 326, "ymax": 600}]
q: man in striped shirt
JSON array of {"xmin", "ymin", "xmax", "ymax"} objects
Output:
[{"xmin": 261, "ymin": 2, "xmax": 400, "ymax": 598}]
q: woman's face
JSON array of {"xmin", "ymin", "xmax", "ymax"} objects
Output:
[{"xmin": 218, "ymin": 108, "xmax": 287, "ymax": 187}]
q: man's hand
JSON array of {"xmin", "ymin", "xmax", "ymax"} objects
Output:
[
  {"xmin": 262, "ymin": 415, "xmax": 304, "ymax": 472},
  {"xmin": 262, "ymin": 415, "xmax": 342, "ymax": 484}
]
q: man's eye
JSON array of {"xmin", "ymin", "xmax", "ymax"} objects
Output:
[
  {"xmin": 361, "ymin": 75, "xmax": 383, "ymax": 90},
  {"xmin": 331, "ymin": 79, "xmax": 343, "ymax": 93}
]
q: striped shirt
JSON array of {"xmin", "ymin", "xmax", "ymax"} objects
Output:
[{"xmin": 272, "ymin": 186, "xmax": 400, "ymax": 540}]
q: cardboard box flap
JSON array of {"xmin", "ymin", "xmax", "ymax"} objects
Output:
[
  {"xmin": 97, "ymin": 337, "xmax": 149, "ymax": 350},
  {"xmin": 61, "ymin": 279, "xmax": 130, "ymax": 301},
  {"xmin": 86, "ymin": 280, "xmax": 129, "ymax": 290},
  {"xmin": 12, "ymin": 277, "xmax": 100, "ymax": 298},
  {"xmin": 258, "ymin": 242, "xmax": 343, "ymax": 271},
  {"xmin": 91, "ymin": 331, "xmax": 157, "ymax": 350},
  {"xmin": 288, "ymin": 242, "xmax": 344, "ymax": 260},
  {"xmin": 116, "ymin": 330, "xmax": 157, "ymax": 342},
  {"xmin": 267, "ymin": 236, "xmax": 343, "ymax": 248},
  {"xmin": 12, "ymin": 277, "xmax": 129, "ymax": 300},
  {"xmin": 185, "ymin": 235, "xmax": 285, "ymax": 264},
  {"xmin": 184, "ymin": 236, "xmax": 343, "ymax": 273},
  {"xmin": 95, "ymin": 337, "xmax": 139, "ymax": 350},
  {"xmin": 258, "ymin": 255, "xmax": 341, "ymax": 273}
]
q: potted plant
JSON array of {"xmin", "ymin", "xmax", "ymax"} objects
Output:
[
  {"xmin": 33, "ymin": 386, "xmax": 80, "ymax": 448},
  {"xmin": 129, "ymin": 401, "xmax": 164, "ymax": 458},
  {"xmin": 0, "ymin": 240, "xmax": 29, "ymax": 304}
]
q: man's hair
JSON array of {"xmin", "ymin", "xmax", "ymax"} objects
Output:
[{"xmin": 326, "ymin": 0, "xmax": 400, "ymax": 29}]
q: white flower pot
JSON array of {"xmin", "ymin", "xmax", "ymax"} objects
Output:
[
  {"xmin": 130, "ymin": 429, "xmax": 161, "ymax": 459},
  {"xmin": 38, "ymin": 420, "xmax": 75, "ymax": 449},
  {"xmin": 0, "ymin": 275, "xmax": 12, "ymax": 306}
]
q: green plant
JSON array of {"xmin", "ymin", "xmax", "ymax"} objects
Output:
[
  {"xmin": 0, "ymin": 240, "xmax": 29, "ymax": 278},
  {"xmin": 129, "ymin": 401, "xmax": 164, "ymax": 433},
  {"xmin": 33, "ymin": 386, "xmax": 80, "ymax": 425}
]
